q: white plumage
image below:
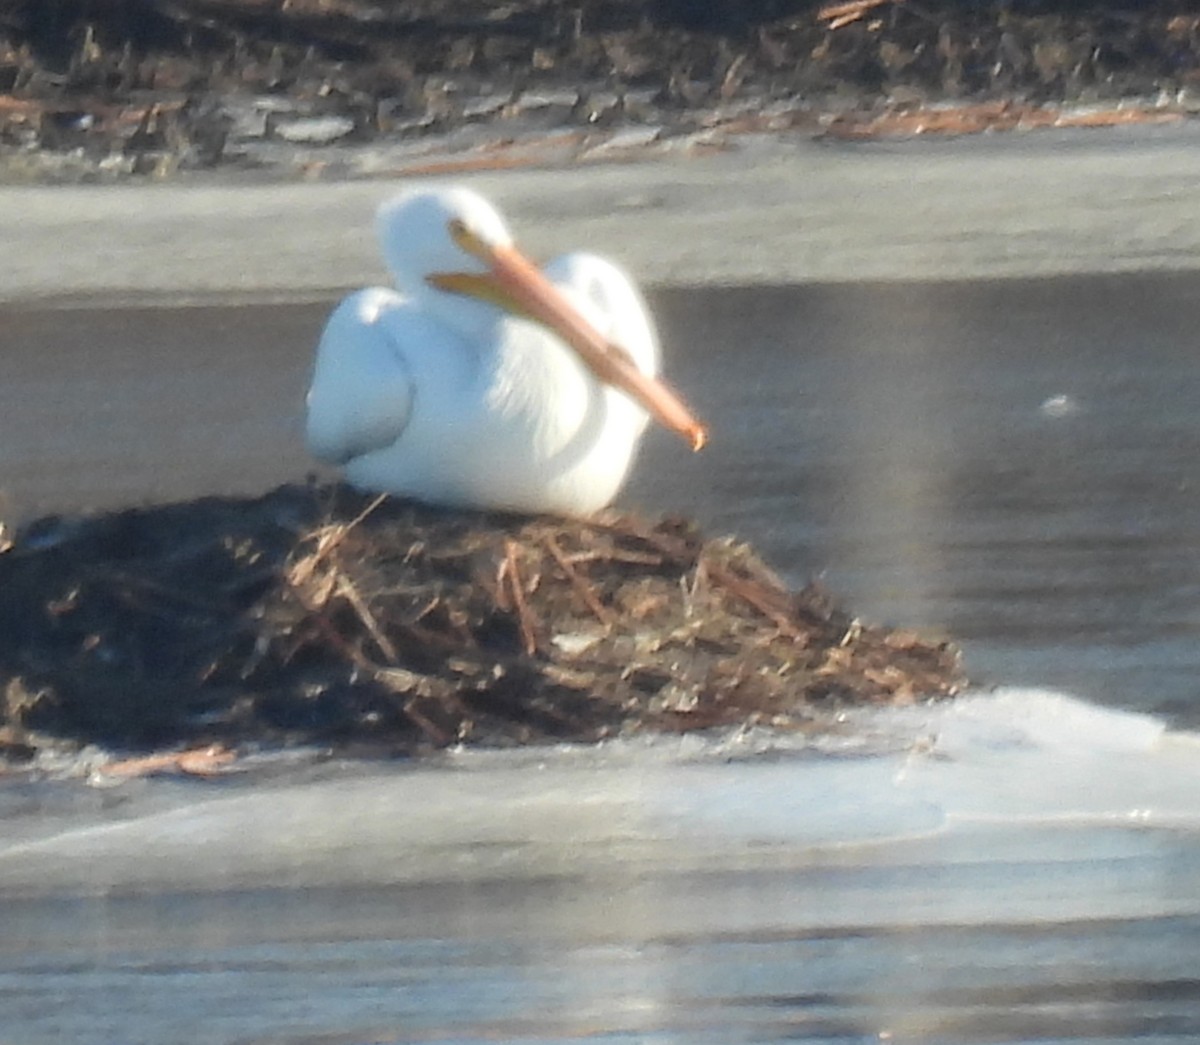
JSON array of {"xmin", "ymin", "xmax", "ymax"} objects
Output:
[{"xmin": 306, "ymin": 186, "xmax": 702, "ymax": 515}]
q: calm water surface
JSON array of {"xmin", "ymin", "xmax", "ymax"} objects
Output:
[{"xmin": 2, "ymin": 274, "xmax": 1200, "ymax": 1043}]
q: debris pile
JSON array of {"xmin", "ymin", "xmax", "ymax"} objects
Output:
[
  {"xmin": 0, "ymin": 485, "xmax": 964, "ymax": 766},
  {"xmin": 1, "ymin": 1, "xmax": 1198, "ymax": 180}
]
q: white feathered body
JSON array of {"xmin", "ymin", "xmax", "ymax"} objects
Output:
[{"xmin": 305, "ymin": 252, "xmax": 660, "ymax": 515}]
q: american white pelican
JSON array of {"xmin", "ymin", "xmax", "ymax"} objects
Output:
[{"xmin": 305, "ymin": 186, "xmax": 705, "ymax": 515}]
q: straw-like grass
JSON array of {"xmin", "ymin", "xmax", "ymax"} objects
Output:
[{"xmin": 0, "ymin": 484, "xmax": 964, "ymax": 766}]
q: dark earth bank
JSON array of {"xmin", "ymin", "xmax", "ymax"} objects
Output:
[{"xmin": 2, "ymin": 1, "xmax": 1199, "ymax": 179}]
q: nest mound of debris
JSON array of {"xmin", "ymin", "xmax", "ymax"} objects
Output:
[
  {"xmin": 1, "ymin": 1, "xmax": 1198, "ymax": 180},
  {"xmin": 0, "ymin": 484, "xmax": 964, "ymax": 766}
]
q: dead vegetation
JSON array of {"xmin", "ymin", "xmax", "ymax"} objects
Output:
[
  {"xmin": 1, "ymin": 2, "xmax": 1198, "ymax": 180},
  {"xmin": 0, "ymin": 484, "xmax": 964, "ymax": 766}
]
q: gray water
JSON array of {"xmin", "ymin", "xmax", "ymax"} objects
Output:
[{"xmin": 3, "ymin": 275, "xmax": 1200, "ymax": 1043}]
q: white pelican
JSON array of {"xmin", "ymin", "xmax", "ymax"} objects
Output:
[{"xmin": 305, "ymin": 186, "xmax": 705, "ymax": 516}]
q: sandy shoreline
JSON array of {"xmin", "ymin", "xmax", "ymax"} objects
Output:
[{"xmin": 7, "ymin": 123, "xmax": 1200, "ymax": 306}]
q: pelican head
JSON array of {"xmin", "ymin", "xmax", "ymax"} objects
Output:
[
  {"xmin": 376, "ymin": 188, "xmax": 512, "ymax": 336},
  {"xmin": 376, "ymin": 186, "xmax": 707, "ymax": 452}
]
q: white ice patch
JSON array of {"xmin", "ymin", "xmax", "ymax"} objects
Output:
[
  {"xmin": 1039, "ymin": 392, "xmax": 1081, "ymax": 416},
  {"xmin": 873, "ymin": 685, "xmax": 1168, "ymax": 756},
  {"xmin": 3, "ymin": 688, "xmax": 1200, "ymax": 908},
  {"xmin": 664, "ymin": 687, "xmax": 1192, "ymax": 824},
  {"xmin": 848, "ymin": 688, "xmax": 1198, "ymax": 829},
  {"xmin": 607, "ymin": 688, "xmax": 1197, "ymax": 858}
]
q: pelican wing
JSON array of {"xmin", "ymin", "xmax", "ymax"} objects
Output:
[
  {"xmin": 305, "ymin": 288, "xmax": 417, "ymax": 466},
  {"xmin": 543, "ymin": 252, "xmax": 661, "ymax": 379}
]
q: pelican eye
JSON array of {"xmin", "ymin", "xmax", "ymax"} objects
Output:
[{"xmin": 448, "ymin": 218, "xmax": 490, "ymax": 261}]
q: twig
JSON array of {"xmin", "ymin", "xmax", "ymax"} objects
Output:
[
  {"xmin": 542, "ymin": 534, "xmax": 616, "ymax": 627},
  {"xmin": 502, "ymin": 539, "xmax": 539, "ymax": 656},
  {"xmin": 302, "ymin": 607, "xmax": 377, "ymax": 671},
  {"xmin": 98, "ymin": 744, "xmax": 236, "ymax": 779},
  {"xmin": 584, "ymin": 514, "xmax": 696, "ymax": 563},
  {"xmin": 563, "ymin": 547, "xmax": 664, "ymax": 567},
  {"xmin": 336, "ymin": 573, "xmax": 399, "ymax": 663},
  {"xmin": 296, "ymin": 603, "xmax": 461, "ymax": 747},
  {"xmin": 403, "ymin": 698, "xmax": 455, "ymax": 746},
  {"xmin": 719, "ymin": 52, "xmax": 748, "ymax": 100},
  {"xmin": 288, "ymin": 492, "xmax": 387, "ymax": 589},
  {"xmin": 411, "ymin": 595, "xmax": 441, "ymax": 622},
  {"xmin": 817, "ymin": 0, "xmax": 898, "ymax": 30},
  {"xmin": 704, "ymin": 560, "xmax": 805, "ymax": 641},
  {"xmin": 681, "ymin": 556, "xmax": 708, "ymax": 618}
]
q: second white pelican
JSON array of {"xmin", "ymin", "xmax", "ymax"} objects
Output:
[{"xmin": 305, "ymin": 186, "xmax": 705, "ymax": 515}]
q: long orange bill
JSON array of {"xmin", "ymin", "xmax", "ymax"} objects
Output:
[{"xmin": 432, "ymin": 220, "xmax": 707, "ymax": 452}]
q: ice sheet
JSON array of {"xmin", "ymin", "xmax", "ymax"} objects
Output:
[{"xmin": 2, "ymin": 689, "xmax": 1199, "ymax": 918}]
